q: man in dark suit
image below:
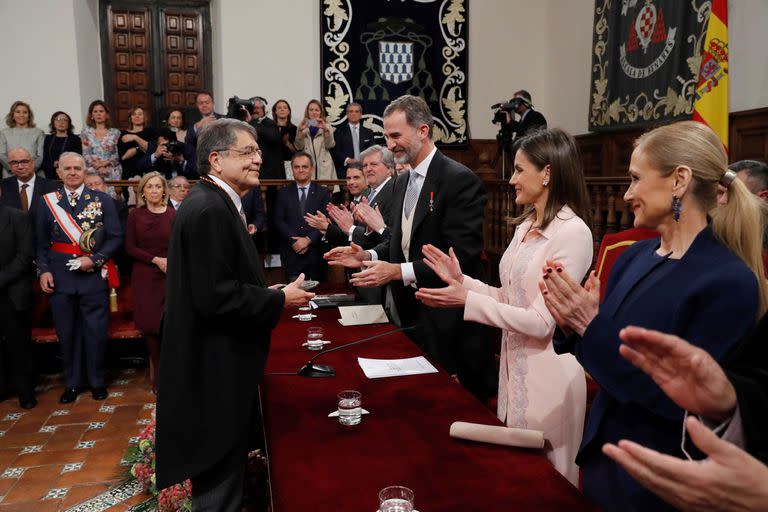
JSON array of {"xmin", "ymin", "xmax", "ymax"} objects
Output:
[
  {"xmin": 509, "ymin": 89, "xmax": 547, "ymax": 139},
  {"xmin": 138, "ymin": 128, "xmax": 197, "ymax": 179},
  {"xmin": 184, "ymin": 91, "xmax": 225, "ymax": 174},
  {"xmin": 324, "ymin": 145, "xmax": 395, "ymax": 250},
  {"xmin": 247, "ymin": 97, "xmax": 283, "ymax": 179},
  {"xmin": 0, "ymin": 147, "xmax": 58, "ymax": 224},
  {"xmin": 155, "ymin": 119, "xmax": 312, "ymax": 511},
  {"xmin": 36, "ymin": 152, "xmax": 122, "ymax": 404},
  {"xmin": 0, "ymin": 196, "xmax": 36, "ymax": 409},
  {"xmin": 325, "ymin": 95, "xmax": 496, "ymax": 401},
  {"xmin": 274, "ymin": 152, "xmax": 331, "ymax": 281},
  {"xmin": 331, "ymin": 103, "xmax": 375, "ymax": 178}
]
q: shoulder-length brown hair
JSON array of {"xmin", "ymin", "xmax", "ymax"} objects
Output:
[
  {"xmin": 511, "ymin": 128, "xmax": 592, "ymax": 231},
  {"xmin": 5, "ymin": 100, "xmax": 35, "ymax": 128},
  {"xmin": 86, "ymin": 100, "xmax": 112, "ymax": 129},
  {"xmin": 136, "ymin": 171, "xmax": 169, "ymax": 208}
]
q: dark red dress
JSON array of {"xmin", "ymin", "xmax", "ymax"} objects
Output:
[{"xmin": 125, "ymin": 206, "xmax": 175, "ymax": 335}]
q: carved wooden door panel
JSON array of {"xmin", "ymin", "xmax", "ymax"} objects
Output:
[
  {"xmin": 106, "ymin": 7, "xmax": 152, "ymax": 127},
  {"xmin": 101, "ymin": 1, "xmax": 212, "ymax": 129}
]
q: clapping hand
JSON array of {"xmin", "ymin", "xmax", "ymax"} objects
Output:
[
  {"xmin": 291, "ymin": 236, "xmax": 310, "ymax": 254},
  {"xmin": 324, "ymin": 242, "xmax": 368, "ymax": 268},
  {"xmin": 538, "ymin": 260, "xmax": 599, "ymax": 336},
  {"xmin": 354, "ymin": 199, "xmax": 386, "ymax": 233},
  {"xmin": 327, "ymin": 203, "xmax": 354, "ymax": 233},
  {"xmin": 304, "ymin": 211, "xmax": 330, "ymax": 234},
  {"xmin": 414, "ymin": 245, "xmax": 467, "ymax": 308},
  {"xmin": 616, "ymin": 326, "xmax": 737, "ymax": 421}
]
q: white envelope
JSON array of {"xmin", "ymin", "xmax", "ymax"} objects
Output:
[{"xmin": 337, "ymin": 305, "xmax": 388, "ymax": 326}]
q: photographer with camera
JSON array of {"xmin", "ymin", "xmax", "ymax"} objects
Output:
[
  {"xmin": 492, "ymin": 89, "xmax": 547, "ymax": 140},
  {"xmin": 139, "ymin": 128, "xmax": 195, "ymax": 180},
  {"xmin": 491, "ymin": 90, "xmax": 547, "ymax": 176}
]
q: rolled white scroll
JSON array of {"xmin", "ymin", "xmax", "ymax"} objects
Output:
[{"xmin": 449, "ymin": 421, "xmax": 545, "ymax": 449}]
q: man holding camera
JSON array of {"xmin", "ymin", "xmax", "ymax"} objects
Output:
[
  {"xmin": 506, "ymin": 89, "xmax": 547, "ymax": 138},
  {"xmin": 139, "ymin": 128, "xmax": 195, "ymax": 179}
]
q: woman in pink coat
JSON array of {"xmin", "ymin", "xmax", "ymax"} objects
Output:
[{"xmin": 416, "ymin": 128, "xmax": 593, "ymax": 484}]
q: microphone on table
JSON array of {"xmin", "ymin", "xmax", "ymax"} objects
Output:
[{"xmin": 297, "ymin": 325, "xmax": 416, "ymax": 378}]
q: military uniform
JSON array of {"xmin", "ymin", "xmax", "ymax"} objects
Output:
[{"xmin": 36, "ymin": 186, "xmax": 122, "ymax": 391}]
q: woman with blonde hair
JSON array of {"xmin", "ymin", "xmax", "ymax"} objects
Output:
[
  {"xmin": 125, "ymin": 171, "xmax": 175, "ymax": 394},
  {"xmin": 294, "ymin": 99, "xmax": 336, "ymax": 182},
  {"xmin": 0, "ymin": 100, "xmax": 45, "ymax": 175},
  {"xmin": 541, "ymin": 120, "xmax": 765, "ymax": 511}
]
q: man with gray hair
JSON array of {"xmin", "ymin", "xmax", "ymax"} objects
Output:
[
  {"xmin": 168, "ymin": 175, "xmax": 191, "ymax": 209},
  {"xmin": 332, "ymin": 102, "xmax": 375, "ymax": 178},
  {"xmin": 37, "ymin": 152, "xmax": 122, "ymax": 404},
  {"xmin": 156, "ymin": 118, "xmax": 313, "ymax": 511},
  {"xmin": 326, "ymin": 95, "xmax": 496, "ymax": 401}
]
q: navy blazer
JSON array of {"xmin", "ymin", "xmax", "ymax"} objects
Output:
[
  {"xmin": 36, "ymin": 187, "xmax": 123, "ymax": 295},
  {"xmin": 331, "ymin": 122, "xmax": 375, "ymax": 177},
  {"xmin": 242, "ymin": 187, "xmax": 266, "ymax": 233},
  {"xmin": 273, "ymin": 182, "xmax": 330, "ymax": 245},
  {"xmin": 555, "ymin": 226, "xmax": 759, "ymax": 511},
  {"xmin": 0, "ymin": 176, "xmax": 58, "ymax": 223}
]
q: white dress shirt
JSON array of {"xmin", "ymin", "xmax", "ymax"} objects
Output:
[{"xmin": 18, "ymin": 175, "xmax": 36, "ymax": 206}]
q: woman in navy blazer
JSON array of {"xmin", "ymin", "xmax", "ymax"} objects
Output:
[{"xmin": 541, "ymin": 121, "xmax": 767, "ymax": 511}]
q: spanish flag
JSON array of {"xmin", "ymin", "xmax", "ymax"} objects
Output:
[{"xmin": 693, "ymin": 0, "xmax": 729, "ymax": 151}]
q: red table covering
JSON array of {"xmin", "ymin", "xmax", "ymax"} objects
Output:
[{"xmin": 261, "ymin": 307, "xmax": 596, "ymax": 511}]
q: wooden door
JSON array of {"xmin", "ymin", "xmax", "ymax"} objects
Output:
[{"xmin": 100, "ymin": 0, "xmax": 212, "ymax": 129}]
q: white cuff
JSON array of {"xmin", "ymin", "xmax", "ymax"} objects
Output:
[
  {"xmin": 348, "ymin": 225, "xmax": 356, "ymax": 241},
  {"xmin": 377, "ymin": 226, "xmax": 386, "ymax": 235},
  {"xmin": 367, "ymin": 250, "xmax": 378, "ymax": 261},
  {"xmin": 401, "ymin": 263, "xmax": 416, "ymax": 286}
]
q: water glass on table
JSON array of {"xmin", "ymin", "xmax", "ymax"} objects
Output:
[
  {"xmin": 379, "ymin": 486, "xmax": 414, "ymax": 512},
  {"xmin": 306, "ymin": 326, "xmax": 324, "ymax": 350},
  {"xmin": 337, "ymin": 390, "xmax": 362, "ymax": 426}
]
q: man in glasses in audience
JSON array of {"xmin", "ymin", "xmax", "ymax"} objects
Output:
[
  {"xmin": 0, "ymin": 147, "xmax": 57, "ymax": 224},
  {"xmin": 168, "ymin": 176, "xmax": 191, "ymax": 210}
]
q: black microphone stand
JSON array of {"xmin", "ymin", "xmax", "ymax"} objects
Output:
[{"xmin": 297, "ymin": 326, "xmax": 416, "ymax": 377}]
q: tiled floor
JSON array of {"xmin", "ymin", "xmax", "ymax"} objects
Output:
[{"xmin": 0, "ymin": 369, "xmax": 155, "ymax": 511}]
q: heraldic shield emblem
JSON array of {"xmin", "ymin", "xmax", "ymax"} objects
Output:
[{"xmin": 378, "ymin": 41, "xmax": 414, "ymax": 84}]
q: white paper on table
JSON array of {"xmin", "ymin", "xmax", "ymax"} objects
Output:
[
  {"xmin": 357, "ymin": 356, "xmax": 438, "ymax": 379},
  {"xmin": 337, "ymin": 304, "xmax": 388, "ymax": 326}
]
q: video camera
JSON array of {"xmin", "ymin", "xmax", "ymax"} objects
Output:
[
  {"xmin": 491, "ymin": 97, "xmax": 524, "ymax": 125},
  {"xmin": 227, "ymin": 96, "xmax": 255, "ymax": 121}
]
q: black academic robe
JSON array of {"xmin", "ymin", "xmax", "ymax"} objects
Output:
[{"xmin": 155, "ymin": 179, "xmax": 284, "ymax": 489}]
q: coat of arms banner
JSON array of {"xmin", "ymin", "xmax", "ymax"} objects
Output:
[
  {"xmin": 589, "ymin": 0, "xmax": 712, "ymax": 131},
  {"xmin": 321, "ymin": 0, "xmax": 469, "ymax": 147}
]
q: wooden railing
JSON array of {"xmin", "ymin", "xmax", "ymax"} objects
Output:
[
  {"xmin": 108, "ymin": 176, "xmax": 632, "ymax": 259},
  {"xmin": 481, "ymin": 176, "xmax": 633, "ymax": 259}
]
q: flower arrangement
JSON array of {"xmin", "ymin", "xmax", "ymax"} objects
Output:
[{"xmin": 123, "ymin": 419, "xmax": 192, "ymax": 512}]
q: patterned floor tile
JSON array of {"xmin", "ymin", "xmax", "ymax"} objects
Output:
[
  {"xmin": 1, "ymin": 464, "xmax": 64, "ymax": 503},
  {"xmin": 62, "ymin": 462, "xmax": 84, "ymax": 473},
  {"xmin": 75, "ymin": 441, "xmax": 96, "ymax": 450},
  {"xmin": 0, "ymin": 468, "xmax": 24, "ymax": 479},
  {"xmin": 42, "ymin": 487, "xmax": 69, "ymax": 499},
  {"xmin": 19, "ymin": 445, "xmax": 43, "ymax": 455}
]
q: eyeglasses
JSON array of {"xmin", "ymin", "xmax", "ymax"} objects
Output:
[
  {"xmin": 171, "ymin": 185, "xmax": 191, "ymax": 190},
  {"xmin": 54, "ymin": 116, "xmax": 69, "ymax": 122},
  {"xmin": 9, "ymin": 159, "xmax": 32, "ymax": 166},
  {"xmin": 214, "ymin": 146, "xmax": 262, "ymax": 159}
]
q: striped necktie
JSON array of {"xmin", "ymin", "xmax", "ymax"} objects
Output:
[{"xmin": 403, "ymin": 172, "xmax": 420, "ymax": 219}]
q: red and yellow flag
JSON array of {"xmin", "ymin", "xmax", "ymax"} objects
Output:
[{"xmin": 693, "ymin": 0, "xmax": 729, "ymax": 151}]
